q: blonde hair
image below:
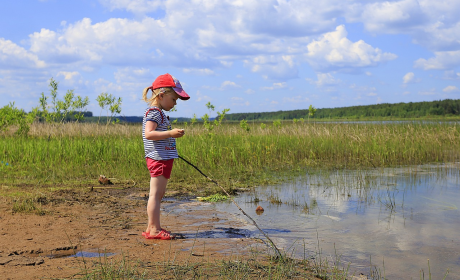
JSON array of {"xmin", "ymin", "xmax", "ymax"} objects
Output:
[{"xmin": 142, "ymin": 87, "xmax": 175, "ymax": 105}]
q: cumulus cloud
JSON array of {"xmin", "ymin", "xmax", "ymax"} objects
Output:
[
  {"xmin": 307, "ymin": 73, "xmax": 341, "ymax": 87},
  {"xmin": 443, "ymin": 85, "xmax": 459, "ymax": 92},
  {"xmin": 17, "ymin": 2, "xmax": 399, "ymax": 84},
  {"xmin": 414, "ymin": 51, "xmax": 460, "ymax": 70},
  {"xmin": 349, "ymin": 0, "xmax": 460, "ymax": 52},
  {"xmin": 4, "ymin": 0, "xmax": 460, "ymax": 116},
  {"xmin": 403, "ymin": 72, "xmax": 415, "ymax": 83},
  {"xmin": 357, "ymin": 0, "xmax": 427, "ymax": 34},
  {"xmin": 0, "ymin": 38, "xmax": 46, "ymax": 69},
  {"xmin": 57, "ymin": 71, "xmax": 80, "ymax": 80},
  {"xmin": 304, "ymin": 25, "xmax": 397, "ymax": 72},
  {"xmin": 246, "ymin": 55, "xmax": 299, "ymax": 81},
  {"xmin": 22, "ymin": 0, "xmax": 457, "ymax": 75}
]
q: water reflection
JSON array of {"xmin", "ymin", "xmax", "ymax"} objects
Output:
[{"xmin": 217, "ymin": 163, "xmax": 460, "ymax": 279}]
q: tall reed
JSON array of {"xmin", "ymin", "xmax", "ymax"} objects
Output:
[{"xmin": 1, "ymin": 122, "xmax": 459, "ymax": 191}]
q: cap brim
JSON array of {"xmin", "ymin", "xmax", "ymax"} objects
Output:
[{"xmin": 173, "ymin": 87, "xmax": 190, "ymax": 100}]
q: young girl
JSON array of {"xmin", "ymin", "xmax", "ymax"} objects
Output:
[{"xmin": 141, "ymin": 73, "xmax": 190, "ymax": 240}]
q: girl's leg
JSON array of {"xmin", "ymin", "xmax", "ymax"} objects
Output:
[{"xmin": 146, "ymin": 175, "xmax": 168, "ymax": 235}]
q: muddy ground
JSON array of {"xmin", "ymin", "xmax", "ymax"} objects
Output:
[{"xmin": 0, "ymin": 185, "xmax": 275, "ymax": 279}]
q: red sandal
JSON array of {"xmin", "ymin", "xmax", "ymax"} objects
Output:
[{"xmin": 142, "ymin": 229, "xmax": 175, "ymax": 240}]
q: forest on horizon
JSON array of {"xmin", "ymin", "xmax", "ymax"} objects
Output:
[{"xmin": 221, "ymin": 98, "xmax": 460, "ymax": 121}]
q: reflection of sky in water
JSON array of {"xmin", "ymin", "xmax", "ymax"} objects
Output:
[{"xmin": 216, "ymin": 164, "xmax": 460, "ymax": 279}]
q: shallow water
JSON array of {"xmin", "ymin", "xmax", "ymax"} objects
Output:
[
  {"xmin": 48, "ymin": 250, "xmax": 116, "ymax": 259},
  {"xmin": 68, "ymin": 251, "xmax": 116, "ymax": 258},
  {"xmin": 216, "ymin": 163, "xmax": 460, "ymax": 279}
]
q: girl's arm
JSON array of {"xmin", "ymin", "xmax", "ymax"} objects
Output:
[{"xmin": 145, "ymin": 121, "xmax": 185, "ymax": 140}]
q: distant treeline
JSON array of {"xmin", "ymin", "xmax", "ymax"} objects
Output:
[
  {"xmin": 224, "ymin": 99, "xmax": 460, "ymax": 121},
  {"xmin": 81, "ymin": 116, "xmax": 189, "ymax": 123},
  {"xmin": 36, "ymin": 111, "xmax": 93, "ymax": 122},
  {"xmin": 52, "ymin": 99, "xmax": 460, "ymax": 123}
]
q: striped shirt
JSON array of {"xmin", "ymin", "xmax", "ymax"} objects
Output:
[{"xmin": 142, "ymin": 107, "xmax": 178, "ymax": 160}]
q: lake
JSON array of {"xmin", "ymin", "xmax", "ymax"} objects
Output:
[{"xmin": 215, "ymin": 163, "xmax": 460, "ymax": 279}]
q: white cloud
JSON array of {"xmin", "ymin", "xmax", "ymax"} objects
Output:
[
  {"xmin": 261, "ymin": 82, "xmax": 287, "ymax": 90},
  {"xmin": 403, "ymin": 72, "xmax": 415, "ymax": 83},
  {"xmin": 357, "ymin": 0, "xmax": 426, "ymax": 34},
  {"xmin": 28, "ymin": 17, "xmax": 215, "ymax": 69},
  {"xmin": 443, "ymin": 85, "xmax": 459, "ymax": 92},
  {"xmin": 414, "ymin": 51, "xmax": 460, "ymax": 70},
  {"xmin": 57, "ymin": 71, "xmax": 80, "ymax": 80},
  {"xmin": 246, "ymin": 55, "xmax": 299, "ymax": 81},
  {"xmin": 183, "ymin": 68, "xmax": 215, "ymax": 75},
  {"xmin": 304, "ymin": 25, "xmax": 397, "ymax": 72},
  {"xmin": 221, "ymin": 81, "xmax": 240, "ymax": 89},
  {"xmin": 201, "ymin": 80, "xmax": 241, "ymax": 91},
  {"xmin": 3, "ymin": 0, "xmax": 460, "ymax": 116},
  {"xmin": 0, "ymin": 38, "xmax": 46, "ymax": 68},
  {"xmin": 19, "ymin": 0, "xmax": 458, "ymax": 76},
  {"xmin": 245, "ymin": 89, "xmax": 255, "ymax": 94},
  {"xmin": 307, "ymin": 73, "xmax": 341, "ymax": 87},
  {"xmin": 349, "ymin": 0, "xmax": 460, "ymax": 52}
]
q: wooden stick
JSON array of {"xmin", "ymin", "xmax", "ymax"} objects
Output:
[{"xmin": 178, "ymin": 155, "xmax": 283, "ymax": 258}]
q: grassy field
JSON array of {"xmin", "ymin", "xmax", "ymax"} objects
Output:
[
  {"xmin": 1, "ymin": 121, "xmax": 456, "ymax": 279},
  {"xmin": 1, "ymin": 121, "xmax": 459, "ymax": 195}
]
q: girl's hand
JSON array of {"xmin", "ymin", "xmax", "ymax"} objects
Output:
[{"xmin": 170, "ymin": 128, "xmax": 185, "ymax": 138}]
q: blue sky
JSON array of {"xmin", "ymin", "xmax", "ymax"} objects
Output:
[{"xmin": 1, "ymin": 0, "xmax": 460, "ymax": 118}]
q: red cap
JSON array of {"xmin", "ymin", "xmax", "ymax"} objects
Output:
[{"xmin": 150, "ymin": 73, "xmax": 190, "ymax": 100}]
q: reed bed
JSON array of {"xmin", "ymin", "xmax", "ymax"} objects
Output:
[{"xmin": 1, "ymin": 121, "xmax": 459, "ymax": 192}]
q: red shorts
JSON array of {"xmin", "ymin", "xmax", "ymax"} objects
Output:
[{"xmin": 146, "ymin": 158, "xmax": 174, "ymax": 179}]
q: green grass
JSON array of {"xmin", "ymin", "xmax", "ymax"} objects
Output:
[
  {"xmin": 74, "ymin": 246, "xmax": 355, "ymax": 280},
  {"xmin": 197, "ymin": 193, "xmax": 229, "ymax": 202},
  {"xmin": 1, "ymin": 121, "xmax": 459, "ymax": 195},
  {"xmin": 12, "ymin": 197, "xmax": 48, "ymax": 215}
]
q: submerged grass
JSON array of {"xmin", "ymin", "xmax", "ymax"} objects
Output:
[
  {"xmin": 74, "ymin": 245, "xmax": 358, "ymax": 280},
  {"xmin": 1, "ymin": 121, "xmax": 459, "ymax": 195}
]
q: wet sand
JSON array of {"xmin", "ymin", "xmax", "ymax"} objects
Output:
[{"xmin": 0, "ymin": 187, "xmax": 265, "ymax": 279}]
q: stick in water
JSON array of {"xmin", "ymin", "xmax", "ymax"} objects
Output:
[{"xmin": 178, "ymin": 155, "xmax": 282, "ymax": 258}]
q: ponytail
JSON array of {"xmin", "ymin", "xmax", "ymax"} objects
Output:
[
  {"xmin": 142, "ymin": 87, "xmax": 151, "ymax": 103},
  {"xmin": 143, "ymin": 87, "xmax": 174, "ymax": 105}
]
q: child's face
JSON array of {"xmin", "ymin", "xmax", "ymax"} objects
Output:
[{"xmin": 160, "ymin": 91, "xmax": 180, "ymax": 111}]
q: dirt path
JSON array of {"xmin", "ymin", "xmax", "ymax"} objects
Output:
[{"xmin": 0, "ymin": 187, "xmax": 265, "ymax": 279}]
